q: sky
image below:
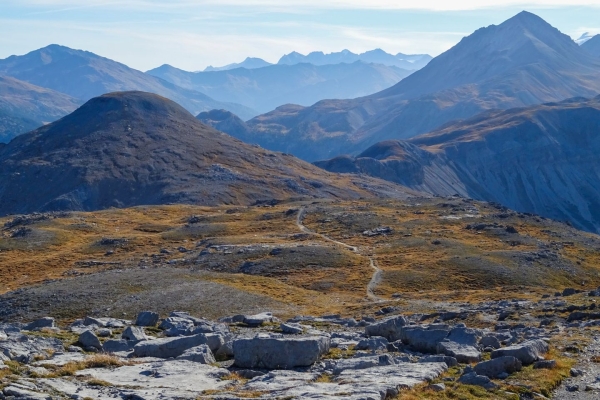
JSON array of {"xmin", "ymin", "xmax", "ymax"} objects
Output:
[{"xmin": 1, "ymin": 1, "xmax": 599, "ymax": 72}]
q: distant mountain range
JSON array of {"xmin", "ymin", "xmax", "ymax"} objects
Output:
[
  {"xmin": 0, "ymin": 91, "xmax": 413, "ymax": 215},
  {"xmin": 202, "ymin": 49, "xmax": 432, "ymax": 72},
  {"xmin": 316, "ymin": 95, "xmax": 600, "ymax": 233},
  {"xmin": 581, "ymin": 34, "xmax": 600, "ymax": 58},
  {"xmin": 204, "ymin": 12, "xmax": 600, "ymax": 162},
  {"xmin": 148, "ymin": 61, "xmax": 412, "ymax": 113},
  {"xmin": 0, "ymin": 76, "xmax": 80, "ymax": 142},
  {"xmin": 277, "ymin": 49, "xmax": 432, "ymax": 70},
  {"xmin": 0, "ymin": 45, "xmax": 257, "ymax": 123},
  {"xmin": 204, "ymin": 57, "xmax": 273, "ymax": 72}
]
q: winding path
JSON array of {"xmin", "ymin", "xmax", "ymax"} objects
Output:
[{"xmin": 296, "ymin": 207, "xmax": 384, "ymax": 302}]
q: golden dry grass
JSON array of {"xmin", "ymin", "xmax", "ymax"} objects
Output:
[{"xmin": 1, "ymin": 198, "xmax": 599, "ymax": 318}]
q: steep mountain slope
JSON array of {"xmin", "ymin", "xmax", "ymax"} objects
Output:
[
  {"xmin": 581, "ymin": 34, "xmax": 600, "ymax": 58},
  {"xmin": 204, "ymin": 57, "xmax": 272, "ymax": 72},
  {"xmin": 277, "ymin": 49, "xmax": 432, "ymax": 70},
  {"xmin": 147, "ymin": 61, "xmax": 412, "ymax": 113},
  {"xmin": 211, "ymin": 12, "xmax": 600, "ymax": 161},
  {"xmin": 0, "ymin": 45, "xmax": 256, "ymax": 119},
  {"xmin": 315, "ymin": 96, "xmax": 600, "ymax": 233},
  {"xmin": 0, "ymin": 91, "xmax": 414, "ymax": 215},
  {"xmin": 0, "ymin": 76, "xmax": 80, "ymax": 142}
]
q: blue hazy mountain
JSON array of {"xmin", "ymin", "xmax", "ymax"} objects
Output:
[
  {"xmin": 581, "ymin": 34, "xmax": 600, "ymax": 58},
  {"xmin": 277, "ymin": 49, "xmax": 432, "ymax": 70},
  {"xmin": 315, "ymin": 95, "xmax": 600, "ymax": 234},
  {"xmin": 148, "ymin": 61, "xmax": 413, "ymax": 113},
  {"xmin": 0, "ymin": 45, "xmax": 257, "ymax": 120},
  {"xmin": 207, "ymin": 12, "xmax": 600, "ymax": 161},
  {"xmin": 0, "ymin": 75, "xmax": 81, "ymax": 143},
  {"xmin": 204, "ymin": 57, "xmax": 273, "ymax": 72}
]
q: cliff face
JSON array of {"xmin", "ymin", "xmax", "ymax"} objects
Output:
[{"xmin": 315, "ymin": 96, "xmax": 600, "ymax": 233}]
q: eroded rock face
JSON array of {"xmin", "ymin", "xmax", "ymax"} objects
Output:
[
  {"xmin": 233, "ymin": 336, "xmax": 331, "ymax": 369},
  {"xmin": 133, "ymin": 333, "xmax": 224, "ymax": 359},
  {"xmin": 365, "ymin": 315, "xmax": 408, "ymax": 341},
  {"xmin": 491, "ymin": 339, "xmax": 549, "ymax": 365},
  {"xmin": 474, "ymin": 356, "xmax": 523, "ymax": 378}
]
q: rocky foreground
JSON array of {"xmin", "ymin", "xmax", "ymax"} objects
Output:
[{"xmin": 2, "ymin": 288, "xmax": 600, "ymax": 399}]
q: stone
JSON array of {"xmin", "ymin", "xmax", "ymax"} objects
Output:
[
  {"xmin": 533, "ymin": 360, "xmax": 556, "ymax": 369},
  {"xmin": 436, "ymin": 341, "xmax": 481, "ymax": 363},
  {"xmin": 122, "ymin": 326, "xmax": 147, "ymax": 342},
  {"xmin": 96, "ymin": 328, "xmax": 112, "ymax": 337},
  {"xmin": 78, "ymin": 330, "xmax": 102, "ymax": 350},
  {"xmin": 24, "ymin": 317, "xmax": 55, "ymax": 331},
  {"xmin": 215, "ymin": 341, "xmax": 234, "ymax": 360},
  {"xmin": 429, "ymin": 383, "xmax": 446, "ymax": 392},
  {"xmin": 102, "ymin": 339, "xmax": 136, "ymax": 354},
  {"xmin": 480, "ymin": 335, "xmax": 501, "ymax": 349},
  {"xmin": 570, "ymin": 368, "xmax": 583, "ymax": 377},
  {"xmin": 401, "ymin": 326, "xmax": 450, "ymax": 353},
  {"xmin": 133, "ymin": 333, "xmax": 223, "ymax": 359},
  {"xmin": 233, "ymin": 336, "xmax": 330, "ymax": 369},
  {"xmin": 419, "ymin": 355, "xmax": 458, "ymax": 367},
  {"xmin": 446, "ymin": 327, "xmax": 482, "ymax": 346},
  {"xmin": 473, "ymin": 356, "xmax": 522, "ymax": 378},
  {"xmin": 0, "ymin": 331, "xmax": 7, "ymax": 341},
  {"xmin": 159, "ymin": 317, "xmax": 195, "ymax": 337},
  {"xmin": 355, "ymin": 336, "xmax": 389, "ymax": 351},
  {"xmin": 243, "ymin": 312, "xmax": 275, "ymax": 327},
  {"xmin": 2, "ymin": 386, "xmax": 49, "ymax": 400},
  {"xmin": 365, "ymin": 316, "xmax": 408, "ymax": 341},
  {"xmin": 491, "ymin": 339, "xmax": 549, "ymax": 365},
  {"xmin": 176, "ymin": 344, "xmax": 216, "ymax": 364},
  {"xmin": 135, "ymin": 311, "xmax": 160, "ymax": 327},
  {"xmin": 280, "ymin": 323, "xmax": 304, "ymax": 334},
  {"xmin": 562, "ymin": 288, "xmax": 578, "ymax": 297},
  {"xmin": 332, "ymin": 354, "xmax": 395, "ymax": 374},
  {"xmin": 458, "ymin": 372, "xmax": 498, "ymax": 390}
]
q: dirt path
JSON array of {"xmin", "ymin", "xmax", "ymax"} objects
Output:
[
  {"xmin": 553, "ymin": 334, "xmax": 600, "ymax": 398},
  {"xmin": 296, "ymin": 207, "xmax": 384, "ymax": 302}
]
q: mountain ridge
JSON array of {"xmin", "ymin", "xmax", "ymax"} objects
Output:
[
  {"xmin": 0, "ymin": 44, "xmax": 257, "ymax": 120},
  {"xmin": 0, "ymin": 91, "xmax": 415, "ymax": 215},
  {"xmin": 315, "ymin": 95, "xmax": 600, "ymax": 233},
  {"xmin": 206, "ymin": 11, "xmax": 600, "ymax": 162}
]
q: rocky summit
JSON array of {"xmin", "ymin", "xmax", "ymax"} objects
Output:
[
  {"xmin": 315, "ymin": 96, "xmax": 600, "ymax": 233},
  {"xmin": 0, "ymin": 91, "xmax": 413, "ymax": 215}
]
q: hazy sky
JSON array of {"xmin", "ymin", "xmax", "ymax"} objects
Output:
[{"xmin": 1, "ymin": 1, "xmax": 599, "ymax": 72}]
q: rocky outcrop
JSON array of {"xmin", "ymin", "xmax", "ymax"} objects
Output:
[{"xmin": 233, "ymin": 336, "xmax": 330, "ymax": 369}]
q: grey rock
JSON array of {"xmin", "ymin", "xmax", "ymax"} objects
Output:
[
  {"xmin": 562, "ymin": 288, "xmax": 578, "ymax": 297},
  {"xmin": 447, "ymin": 327, "xmax": 482, "ymax": 346},
  {"xmin": 96, "ymin": 328, "xmax": 112, "ymax": 337},
  {"xmin": 480, "ymin": 335, "xmax": 501, "ymax": 349},
  {"xmin": 176, "ymin": 344, "xmax": 216, "ymax": 364},
  {"xmin": 24, "ymin": 317, "xmax": 55, "ymax": 331},
  {"xmin": 102, "ymin": 339, "xmax": 136, "ymax": 354},
  {"xmin": 219, "ymin": 314, "xmax": 245, "ymax": 324},
  {"xmin": 571, "ymin": 368, "xmax": 584, "ymax": 377},
  {"xmin": 355, "ymin": 336, "xmax": 389, "ymax": 351},
  {"xmin": 473, "ymin": 356, "xmax": 522, "ymax": 378},
  {"xmin": 419, "ymin": 355, "xmax": 458, "ymax": 367},
  {"xmin": 133, "ymin": 333, "xmax": 223, "ymax": 358},
  {"xmin": 2, "ymin": 386, "xmax": 49, "ymax": 400},
  {"xmin": 135, "ymin": 311, "xmax": 160, "ymax": 327},
  {"xmin": 429, "ymin": 383, "xmax": 446, "ymax": 392},
  {"xmin": 215, "ymin": 341, "xmax": 234, "ymax": 360},
  {"xmin": 122, "ymin": 326, "xmax": 147, "ymax": 342},
  {"xmin": 243, "ymin": 312, "xmax": 275, "ymax": 327},
  {"xmin": 159, "ymin": 317, "xmax": 195, "ymax": 337},
  {"xmin": 78, "ymin": 330, "xmax": 102, "ymax": 350},
  {"xmin": 401, "ymin": 326, "xmax": 450, "ymax": 353},
  {"xmin": 437, "ymin": 341, "xmax": 481, "ymax": 363},
  {"xmin": 567, "ymin": 384, "xmax": 580, "ymax": 392},
  {"xmin": 233, "ymin": 336, "xmax": 330, "ymax": 369},
  {"xmin": 533, "ymin": 359, "xmax": 556, "ymax": 369},
  {"xmin": 491, "ymin": 339, "xmax": 549, "ymax": 365},
  {"xmin": 458, "ymin": 372, "xmax": 498, "ymax": 390},
  {"xmin": 332, "ymin": 354, "xmax": 395, "ymax": 374},
  {"xmin": 280, "ymin": 323, "xmax": 303, "ymax": 334},
  {"xmin": 365, "ymin": 315, "xmax": 408, "ymax": 341}
]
